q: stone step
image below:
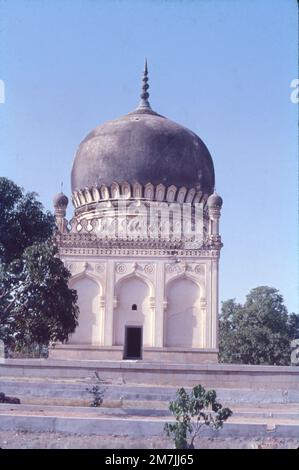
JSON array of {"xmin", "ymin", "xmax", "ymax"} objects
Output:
[
  {"xmin": 0, "ymin": 381, "xmax": 176, "ymax": 401},
  {"xmin": 0, "ymin": 403, "xmax": 169, "ymax": 417},
  {"xmin": 0, "ymin": 411, "xmax": 298, "ymax": 438},
  {"xmin": 3, "ymin": 395, "xmax": 299, "ymax": 412},
  {"xmin": 1, "ymin": 378, "xmax": 299, "ymax": 404},
  {"xmin": 1, "ymin": 402, "xmax": 299, "ymax": 420},
  {"xmin": 5, "ymin": 395, "xmax": 170, "ymax": 409},
  {"xmin": 1, "ymin": 359, "xmax": 298, "ymax": 393}
]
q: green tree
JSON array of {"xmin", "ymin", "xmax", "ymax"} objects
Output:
[
  {"xmin": 0, "ymin": 178, "xmax": 78, "ymax": 352},
  {"xmin": 218, "ymin": 298, "xmax": 243, "ymax": 364},
  {"xmin": 287, "ymin": 312, "xmax": 299, "ymax": 340},
  {"xmin": 219, "ymin": 286, "xmax": 299, "ymax": 365},
  {"xmin": 0, "ymin": 178, "xmax": 55, "ymax": 264},
  {"xmin": 0, "ymin": 242, "xmax": 78, "ymax": 350},
  {"xmin": 164, "ymin": 385, "xmax": 232, "ymax": 449}
]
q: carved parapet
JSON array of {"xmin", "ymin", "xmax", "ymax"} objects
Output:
[
  {"xmin": 55, "ymin": 229, "xmax": 222, "ymax": 254},
  {"xmin": 60, "ymin": 208, "xmax": 211, "ymax": 249}
]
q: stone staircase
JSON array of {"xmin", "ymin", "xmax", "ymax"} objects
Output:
[{"xmin": 1, "ymin": 375, "xmax": 299, "ymax": 438}]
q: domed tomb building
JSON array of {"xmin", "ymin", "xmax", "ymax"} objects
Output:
[{"xmin": 51, "ymin": 64, "xmax": 223, "ymax": 363}]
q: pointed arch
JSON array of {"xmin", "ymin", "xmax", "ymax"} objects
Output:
[
  {"xmin": 113, "ymin": 274, "xmax": 153, "ymax": 347},
  {"xmin": 115, "ymin": 270, "xmax": 154, "ymax": 298},
  {"xmin": 165, "ymin": 275, "xmax": 201, "ymax": 348},
  {"xmin": 69, "ymin": 270, "xmax": 103, "ymax": 294},
  {"xmin": 69, "ymin": 273, "xmax": 103, "ymax": 345}
]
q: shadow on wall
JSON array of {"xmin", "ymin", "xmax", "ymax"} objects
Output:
[{"xmin": 69, "ymin": 277, "xmax": 101, "ymax": 344}]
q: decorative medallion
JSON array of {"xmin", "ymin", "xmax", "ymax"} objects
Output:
[
  {"xmin": 95, "ymin": 264, "xmax": 105, "ymax": 273},
  {"xmin": 144, "ymin": 264, "xmax": 155, "ymax": 274},
  {"xmin": 115, "ymin": 263, "xmax": 127, "ymax": 274},
  {"xmin": 195, "ymin": 264, "xmax": 203, "ymax": 274},
  {"xmin": 166, "ymin": 263, "xmax": 184, "ymax": 274}
]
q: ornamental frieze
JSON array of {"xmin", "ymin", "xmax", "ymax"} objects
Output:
[
  {"xmin": 56, "ymin": 232, "xmax": 221, "ymax": 252},
  {"xmin": 60, "ymin": 247, "xmax": 220, "ymax": 258}
]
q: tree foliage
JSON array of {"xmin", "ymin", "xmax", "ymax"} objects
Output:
[
  {"xmin": 0, "ymin": 178, "xmax": 78, "ymax": 351},
  {"xmin": 164, "ymin": 385, "xmax": 232, "ymax": 449},
  {"xmin": 0, "ymin": 177, "xmax": 55, "ymax": 264},
  {"xmin": 219, "ymin": 286, "xmax": 299, "ymax": 365},
  {"xmin": 0, "ymin": 242, "xmax": 78, "ymax": 350}
]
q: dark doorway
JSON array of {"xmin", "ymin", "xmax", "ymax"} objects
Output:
[{"xmin": 123, "ymin": 326, "xmax": 142, "ymax": 360}]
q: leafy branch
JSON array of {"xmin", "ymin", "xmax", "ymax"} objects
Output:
[{"xmin": 164, "ymin": 384, "xmax": 232, "ymax": 449}]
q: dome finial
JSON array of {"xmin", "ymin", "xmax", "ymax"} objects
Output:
[{"xmin": 137, "ymin": 59, "xmax": 151, "ymax": 110}]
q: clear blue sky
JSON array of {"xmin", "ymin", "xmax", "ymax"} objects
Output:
[{"xmin": 0, "ymin": 0, "xmax": 297, "ymax": 312}]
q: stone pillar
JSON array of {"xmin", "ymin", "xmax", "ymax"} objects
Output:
[
  {"xmin": 199, "ymin": 297, "xmax": 207, "ymax": 348},
  {"xmin": 207, "ymin": 192, "xmax": 223, "ymax": 355},
  {"xmin": 208, "ymin": 207, "xmax": 221, "ymax": 237},
  {"xmin": 99, "ymin": 295, "xmax": 105, "ymax": 345},
  {"xmin": 154, "ymin": 261, "xmax": 164, "ymax": 347},
  {"xmin": 206, "ymin": 259, "xmax": 212, "ymax": 348},
  {"xmin": 207, "ymin": 192, "xmax": 223, "ymax": 246},
  {"xmin": 211, "ymin": 257, "xmax": 219, "ymax": 349},
  {"xmin": 104, "ymin": 259, "xmax": 115, "ymax": 346}
]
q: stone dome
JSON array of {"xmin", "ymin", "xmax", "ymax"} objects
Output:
[
  {"xmin": 53, "ymin": 192, "xmax": 68, "ymax": 208},
  {"xmin": 71, "ymin": 64, "xmax": 215, "ymax": 196},
  {"xmin": 207, "ymin": 191, "xmax": 223, "ymax": 208}
]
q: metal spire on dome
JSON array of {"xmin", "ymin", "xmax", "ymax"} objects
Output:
[{"xmin": 137, "ymin": 59, "xmax": 152, "ymax": 110}]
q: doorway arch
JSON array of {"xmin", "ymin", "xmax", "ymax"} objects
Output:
[{"xmin": 113, "ymin": 276, "xmax": 152, "ymax": 347}]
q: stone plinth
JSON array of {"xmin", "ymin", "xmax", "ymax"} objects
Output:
[
  {"xmin": 48, "ymin": 344, "xmax": 218, "ymax": 364},
  {"xmin": 1, "ymin": 359, "xmax": 298, "ymax": 390}
]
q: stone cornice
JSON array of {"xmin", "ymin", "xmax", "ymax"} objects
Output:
[
  {"xmin": 58, "ymin": 246, "xmax": 220, "ymax": 258},
  {"xmin": 56, "ymin": 231, "xmax": 222, "ymax": 252}
]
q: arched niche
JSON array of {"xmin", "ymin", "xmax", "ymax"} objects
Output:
[
  {"xmin": 165, "ymin": 276, "xmax": 201, "ymax": 348},
  {"xmin": 113, "ymin": 276, "xmax": 152, "ymax": 347},
  {"xmin": 69, "ymin": 275, "xmax": 102, "ymax": 345}
]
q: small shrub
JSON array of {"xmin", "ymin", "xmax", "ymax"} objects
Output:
[
  {"xmin": 164, "ymin": 384, "xmax": 232, "ymax": 449},
  {"xmin": 86, "ymin": 372, "xmax": 106, "ymax": 407}
]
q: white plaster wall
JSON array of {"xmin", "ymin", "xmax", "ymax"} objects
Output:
[
  {"xmin": 165, "ymin": 278, "xmax": 201, "ymax": 348},
  {"xmin": 62, "ymin": 255, "xmax": 216, "ymax": 353},
  {"xmin": 69, "ymin": 277, "xmax": 101, "ymax": 344},
  {"xmin": 113, "ymin": 276, "xmax": 152, "ymax": 346}
]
